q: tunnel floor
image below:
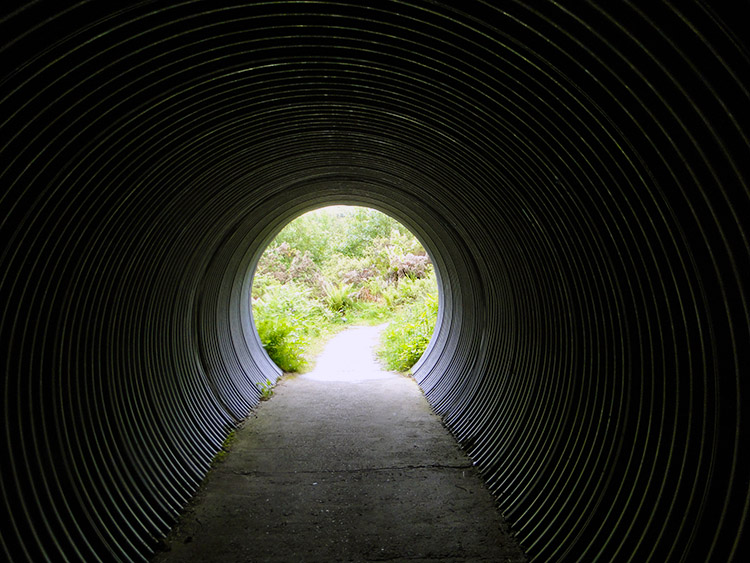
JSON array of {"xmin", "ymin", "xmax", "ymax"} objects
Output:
[{"xmin": 152, "ymin": 327, "xmax": 526, "ymax": 562}]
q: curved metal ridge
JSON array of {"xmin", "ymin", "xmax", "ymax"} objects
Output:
[{"xmin": 1, "ymin": 2, "xmax": 748, "ymax": 561}]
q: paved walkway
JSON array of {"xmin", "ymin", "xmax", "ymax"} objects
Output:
[{"xmin": 153, "ymin": 325, "xmax": 526, "ymax": 562}]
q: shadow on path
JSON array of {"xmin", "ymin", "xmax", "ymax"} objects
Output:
[{"xmin": 153, "ymin": 326, "xmax": 526, "ymax": 562}]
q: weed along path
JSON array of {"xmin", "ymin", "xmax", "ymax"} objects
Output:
[{"xmin": 153, "ymin": 326, "xmax": 526, "ymax": 562}]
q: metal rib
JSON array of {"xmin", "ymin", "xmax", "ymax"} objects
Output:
[{"xmin": 1, "ymin": 2, "xmax": 747, "ymax": 562}]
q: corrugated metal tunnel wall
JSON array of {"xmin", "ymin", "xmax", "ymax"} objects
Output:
[{"xmin": 1, "ymin": 2, "xmax": 748, "ymax": 561}]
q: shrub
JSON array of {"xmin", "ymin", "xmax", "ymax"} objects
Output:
[
  {"xmin": 251, "ymin": 272, "xmax": 276, "ymax": 299},
  {"xmin": 323, "ymin": 281, "xmax": 356, "ymax": 316},
  {"xmin": 255, "ymin": 243, "xmax": 323, "ymax": 289},
  {"xmin": 379, "ymin": 291, "xmax": 438, "ymax": 372},
  {"xmin": 252, "ymin": 283, "xmax": 323, "ymax": 372},
  {"xmin": 336, "ymin": 208, "xmax": 403, "ymax": 257},
  {"xmin": 272, "ymin": 211, "xmax": 336, "ymax": 265},
  {"xmin": 255, "ymin": 315, "xmax": 307, "ymax": 372},
  {"xmin": 391, "ymin": 253, "xmax": 430, "ymax": 280},
  {"xmin": 252, "ymin": 206, "xmax": 440, "ymax": 372}
]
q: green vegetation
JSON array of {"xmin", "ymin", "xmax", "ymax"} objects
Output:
[
  {"xmin": 378, "ymin": 285, "xmax": 439, "ymax": 372},
  {"xmin": 211, "ymin": 430, "xmax": 237, "ymax": 466},
  {"xmin": 257, "ymin": 378, "xmax": 274, "ymax": 401},
  {"xmin": 252, "ymin": 206, "xmax": 438, "ymax": 373}
]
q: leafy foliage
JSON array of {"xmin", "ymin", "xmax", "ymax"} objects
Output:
[
  {"xmin": 379, "ymin": 288, "xmax": 439, "ymax": 372},
  {"xmin": 252, "ymin": 206, "xmax": 438, "ymax": 373},
  {"xmin": 257, "ymin": 378, "xmax": 274, "ymax": 401},
  {"xmin": 323, "ymin": 281, "xmax": 356, "ymax": 316},
  {"xmin": 252, "ymin": 283, "xmax": 323, "ymax": 372},
  {"xmin": 254, "ymin": 243, "xmax": 323, "ymax": 291},
  {"xmin": 271, "ymin": 212, "xmax": 336, "ymax": 265},
  {"xmin": 336, "ymin": 207, "xmax": 406, "ymax": 257}
]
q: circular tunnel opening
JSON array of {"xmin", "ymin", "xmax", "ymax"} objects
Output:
[
  {"xmin": 1, "ymin": 3, "xmax": 747, "ymax": 562},
  {"xmin": 223, "ymin": 180, "xmax": 479, "ymax": 417},
  {"xmin": 250, "ymin": 205, "xmax": 440, "ymax": 377}
]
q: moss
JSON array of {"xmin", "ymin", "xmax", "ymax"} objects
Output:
[{"xmin": 211, "ymin": 430, "xmax": 237, "ymax": 466}]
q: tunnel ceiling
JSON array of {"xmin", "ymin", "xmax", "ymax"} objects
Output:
[{"xmin": 1, "ymin": 2, "xmax": 749, "ymax": 562}]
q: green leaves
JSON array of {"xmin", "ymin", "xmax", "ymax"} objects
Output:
[
  {"xmin": 335, "ymin": 207, "xmax": 402, "ymax": 257},
  {"xmin": 323, "ymin": 281, "xmax": 356, "ymax": 315},
  {"xmin": 257, "ymin": 378, "xmax": 274, "ymax": 401},
  {"xmin": 379, "ymin": 291, "xmax": 438, "ymax": 372},
  {"xmin": 251, "ymin": 205, "xmax": 438, "ymax": 374},
  {"xmin": 252, "ymin": 283, "xmax": 318, "ymax": 372}
]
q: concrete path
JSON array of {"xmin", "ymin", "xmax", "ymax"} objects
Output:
[{"xmin": 153, "ymin": 325, "xmax": 526, "ymax": 562}]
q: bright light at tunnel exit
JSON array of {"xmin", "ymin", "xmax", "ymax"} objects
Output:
[{"xmin": 251, "ymin": 205, "xmax": 439, "ymax": 376}]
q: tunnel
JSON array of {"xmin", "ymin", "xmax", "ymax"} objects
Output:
[{"xmin": 1, "ymin": 2, "xmax": 748, "ymax": 561}]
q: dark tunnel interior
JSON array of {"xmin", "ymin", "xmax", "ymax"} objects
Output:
[{"xmin": 1, "ymin": 2, "xmax": 748, "ymax": 561}]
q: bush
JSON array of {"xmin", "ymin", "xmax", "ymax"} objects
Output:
[
  {"xmin": 323, "ymin": 281, "xmax": 356, "ymax": 316},
  {"xmin": 351, "ymin": 299, "xmax": 391, "ymax": 324},
  {"xmin": 390, "ymin": 252, "xmax": 430, "ymax": 280},
  {"xmin": 272, "ymin": 211, "xmax": 336, "ymax": 265},
  {"xmin": 255, "ymin": 315, "xmax": 307, "ymax": 372},
  {"xmin": 252, "ymin": 283, "xmax": 324, "ymax": 372},
  {"xmin": 255, "ymin": 243, "xmax": 323, "ymax": 290},
  {"xmin": 379, "ymin": 291, "xmax": 438, "ymax": 372},
  {"xmin": 252, "ymin": 206, "xmax": 439, "ymax": 372},
  {"xmin": 336, "ymin": 207, "xmax": 404, "ymax": 257}
]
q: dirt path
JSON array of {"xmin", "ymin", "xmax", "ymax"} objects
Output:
[
  {"xmin": 153, "ymin": 326, "xmax": 526, "ymax": 562},
  {"xmin": 302, "ymin": 324, "xmax": 391, "ymax": 382}
]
